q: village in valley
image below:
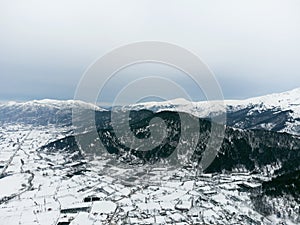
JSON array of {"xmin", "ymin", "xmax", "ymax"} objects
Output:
[{"xmin": 1, "ymin": 124, "xmax": 298, "ymax": 225}]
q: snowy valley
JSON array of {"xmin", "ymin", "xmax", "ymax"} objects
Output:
[{"xmin": 0, "ymin": 88, "xmax": 299, "ymax": 225}]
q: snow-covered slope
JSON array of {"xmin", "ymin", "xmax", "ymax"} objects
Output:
[
  {"xmin": 225, "ymin": 88, "xmax": 300, "ymax": 134},
  {"xmin": 1, "ymin": 88, "xmax": 299, "ymax": 134},
  {"xmin": 0, "ymin": 99, "xmax": 105, "ymax": 126},
  {"xmin": 225, "ymin": 87, "xmax": 300, "ymax": 114},
  {"xmin": 124, "ymin": 98, "xmax": 226, "ymax": 118},
  {"xmin": 125, "ymin": 88, "xmax": 300, "ymax": 135},
  {"xmin": 228, "ymin": 87, "xmax": 300, "ymax": 108}
]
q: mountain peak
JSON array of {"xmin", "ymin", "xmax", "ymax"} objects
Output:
[{"xmin": 1, "ymin": 99, "xmax": 105, "ymax": 111}]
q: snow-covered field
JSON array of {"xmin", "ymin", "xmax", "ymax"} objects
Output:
[{"xmin": 0, "ymin": 124, "xmax": 298, "ymax": 224}]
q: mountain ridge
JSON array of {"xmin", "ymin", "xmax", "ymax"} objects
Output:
[
  {"xmin": 0, "ymin": 99, "xmax": 106, "ymax": 126},
  {"xmin": 0, "ymin": 88, "xmax": 299, "ymax": 134},
  {"xmin": 124, "ymin": 87, "xmax": 300, "ymax": 135}
]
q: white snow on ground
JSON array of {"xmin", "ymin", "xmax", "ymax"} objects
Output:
[
  {"xmin": 91, "ymin": 201, "xmax": 117, "ymax": 214},
  {"xmin": 0, "ymin": 174, "xmax": 29, "ymax": 199},
  {"xmin": 0, "ymin": 123, "xmax": 299, "ymax": 224},
  {"xmin": 0, "ymin": 89, "xmax": 298, "ymax": 224},
  {"xmin": 70, "ymin": 212, "xmax": 93, "ymax": 225}
]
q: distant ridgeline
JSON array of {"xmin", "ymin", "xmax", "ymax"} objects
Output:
[{"xmin": 1, "ymin": 96, "xmax": 299, "ymax": 135}]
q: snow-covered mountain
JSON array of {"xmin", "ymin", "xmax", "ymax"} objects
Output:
[
  {"xmin": 0, "ymin": 99, "xmax": 105, "ymax": 126},
  {"xmin": 225, "ymin": 88, "xmax": 300, "ymax": 134},
  {"xmin": 124, "ymin": 88, "xmax": 300, "ymax": 135},
  {"xmin": 1, "ymin": 91, "xmax": 299, "ymax": 225},
  {"xmin": 1, "ymin": 88, "xmax": 299, "ymax": 134}
]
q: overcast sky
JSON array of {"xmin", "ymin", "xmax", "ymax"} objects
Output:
[{"xmin": 0, "ymin": 0, "xmax": 300, "ymax": 102}]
